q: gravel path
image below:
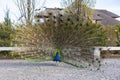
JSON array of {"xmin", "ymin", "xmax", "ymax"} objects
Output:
[{"xmin": 0, "ymin": 59, "xmax": 120, "ymax": 80}]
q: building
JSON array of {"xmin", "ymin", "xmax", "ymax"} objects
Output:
[{"xmin": 93, "ymin": 9, "xmax": 120, "ymax": 25}]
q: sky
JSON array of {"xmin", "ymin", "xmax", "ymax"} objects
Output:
[{"xmin": 0, "ymin": 0, "xmax": 120, "ymax": 23}]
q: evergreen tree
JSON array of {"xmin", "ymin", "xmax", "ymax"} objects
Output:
[{"xmin": 4, "ymin": 9, "xmax": 11, "ymax": 26}]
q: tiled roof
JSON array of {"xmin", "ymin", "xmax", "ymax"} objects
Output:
[
  {"xmin": 96, "ymin": 9, "xmax": 120, "ymax": 18},
  {"xmin": 94, "ymin": 9, "xmax": 120, "ymax": 25}
]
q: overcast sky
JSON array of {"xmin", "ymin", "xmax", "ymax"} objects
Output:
[{"xmin": 0, "ymin": 0, "xmax": 120, "ymax": 23}]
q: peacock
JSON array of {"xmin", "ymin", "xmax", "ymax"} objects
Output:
[{"xmin": 54, "ymin": 52, "xmax": 61, "ymax": 62}]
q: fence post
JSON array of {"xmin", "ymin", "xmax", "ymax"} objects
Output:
[{"xmin": 93, "ymin": 47, "xmax": 101, "ymax": 60}]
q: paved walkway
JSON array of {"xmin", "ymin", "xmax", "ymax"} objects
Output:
[{"xmin": 0, "ymin": 59, "xmax": 120, "ymax": 80}]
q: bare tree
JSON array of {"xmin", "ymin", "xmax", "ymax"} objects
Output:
[
  {"xmin": 15, "ymin": 0, "xmax": 45, "ymax": 24},
  {"xmin": 61, "ymin": 0, "xmax": 96, "ymax": 21}
]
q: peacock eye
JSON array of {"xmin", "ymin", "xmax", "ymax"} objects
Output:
[
  {"xmin": 65, "ymin": 23, "xmax": 68, "ymax": 26},
  {"xmin": 48, "ymin": 12, "xmax": 52, "ymax": 15},
  {"xmin": 67, "ymin": 18, "xmax": 70, "ymax": 21},
  {"xmin": 59, "ymin": 14, "xmax": 63, "ymax": 17},
  {"xmin": 76, "ymin": 18, "xmax": 79, "ymax": 21},
  {"xmin": 71, "ymin": 22, "xmax": 74, "ymax": 25},
  {"xmin": 60, "ymin": 20, "xmax": 63, "ymax": 23},
  {"xmin": 53, "ymin": 21, "xmax": 56, "ymax": 24},
  {"xmin": 53, "ymin": 16, "xmax": 56, "ymax": 19}
]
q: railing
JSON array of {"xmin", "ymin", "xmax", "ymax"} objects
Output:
[
  {"xmin": 93, "ymin": 47, "xmax": 120, "ymax": 59},
  {"xmin": 1, "ymin": 47, "xmax": 120, "ymax": 59},
  {"xmin": 0, "ymin": 47, "xmax": 28, "ymax": 52}
]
